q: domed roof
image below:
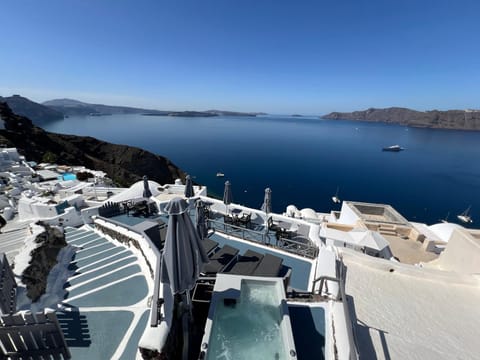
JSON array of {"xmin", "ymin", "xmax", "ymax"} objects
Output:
[
  {"xmin": 107, "ymin": 179, "xmax": 163, "ymax": 203},
  {"xmin": 300, "ymin": 208, "xmax": 318, "ymax": 220},
  {"xmin": 428, "ymin": 222, "xmax": 463, "ymax": 243}
]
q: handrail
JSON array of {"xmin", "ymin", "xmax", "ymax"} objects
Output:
[
  {"xmin": 208, "ymin": 217, "xmax": 319, "ymax": 259},
  {"xmin": 151, "ymin": 256, "xmax": 163, "ymax": 327},
  {"xmin": 312, "ymin": 275, "xmax": 341, "ymax": 300},
  {"xmin": 209, "ymin": 218, "xmax": 269, "ymax": 243},
  {"xmin": 93, "ymin": 216, "xmax": 163, "ymax": 327},
  {"xmin": 277, "ymin": 236, "xmax": 319, "ymax": 258}
]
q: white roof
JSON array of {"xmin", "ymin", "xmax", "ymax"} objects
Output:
[
  {"xmin": 36, "ymin": 169, "xmax": 59, "ymax": 180},
  {"xmin": 411, "ymin": 222, "xmax": 445, "ymax": 243},
  {"xmin": 342, "ymin": 249, "xmax": 480, "ymax": 359},
  {"xmin": 321, "ymin": 226, "xmax": 353, "ymax": 243},
  {"xmin": 428, "ymin": 222, "xmax": 464, "ymax": 243},
  {"xmin": 321, "ymin": 227, "xmax": 389, "ymax": 251},
  {"xmin": 106, "ymin": 179, "xmax": 163, "ymax": 203},
  {"xmin": 300, "ymin": 208, "xmax": 318, "ymax": 219},
  {"xmin": 350, "ymin": 230, "xmax": 389, "ymax": 250}
]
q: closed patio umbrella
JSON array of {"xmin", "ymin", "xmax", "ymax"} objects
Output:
[
  {"xmin": 161, "ymin": 197, "xmax": 209, "ymax": 295},
  {"xmin": 184, "ymin": 174, "xmax": 194, "ymax": 198},
  {"xmin": 161, "ymin": 197, "xmax": 209, "ymax": 360},
  {"xmin": 261, "ymin": 187, "xmax": 272, "ymax": 234},
  {"xmin": 142, "ymin": 175, "xmax": 152, "ymax": 198},
  {"xmin": 223, "ymin": 180, "xmax": 232, "ymax": 213},
  {"xmin": 261, "ymin": 187, "xmax": 272, "ymax": 214}
]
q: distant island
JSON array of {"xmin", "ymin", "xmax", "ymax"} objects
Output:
[
  {"xmin": 322, "ymin": 107, "xmax": 480, "ymax": 131},
  {"xmin": 164, "ymin": 111, "xmax": 218, "ymax": 117},
  {"xmin": 143, "ymin": 109, "xmax": 266, "ymax": 117},
  {"xmin": 0, "ymin": 95, "xmax": 269, "ymax": 123},
  {"xmin": 205, "ymin": 109, "xmax": 267, "ymax": 117},
  {"xmin": 42, "ymin": 98, "xmax": 266, "ymax": 118},
  {"xmin": 43, "ymin": 98, "xmax": 169, "ymax": 117}
]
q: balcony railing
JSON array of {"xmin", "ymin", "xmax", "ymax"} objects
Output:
[{"xmin": 207, "ymin": 217, "xmax": 318, "ymax": 259}]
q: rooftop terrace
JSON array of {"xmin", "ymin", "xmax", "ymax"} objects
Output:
[{"xmin": 347, "ymin": 201, "xmax": 409, "ymax": 226}]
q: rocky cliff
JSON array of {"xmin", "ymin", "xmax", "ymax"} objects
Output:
[
  {"xmin": 323, "ymin": 107, "xmax": 480, "ymax": 130},
  {"xmin": 21, "ymin": 223, "xmax": 67, "ymax": 302},
  {"xmin": 0, "ymin": 102, "xmax": 186, "ymax": 186},
  {"xmin": 0, "ymin": 95, "xmax": 64, "ymax": 123}
]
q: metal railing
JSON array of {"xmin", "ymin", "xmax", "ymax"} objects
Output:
[
  {"xmin": 312, "ymin": 260, "xmax": 360, "ymax": 360},
  {"xmin": 208, "ymin": 217, "xmax": 269, "ymax": 243},
  {"xmin": 0, "ymin": 311, "xmax": 71, "ymax": 359},
  {"xmin": 312, "ymin": 275, "xmax": 342, "ymax": 300},
  {"xmin": 277, "ymin": 236, "xmax": 319, "ymax": 258},
  {"xmin": 208, "ymin": 217, "xmax": 319, "ymax": 259}
]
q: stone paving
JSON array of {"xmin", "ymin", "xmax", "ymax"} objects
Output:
[{"xmin": 60, "ymin": 226, "xmax": 151, "ymax": 359}]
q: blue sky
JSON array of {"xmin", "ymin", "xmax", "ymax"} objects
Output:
[{"xmin": 1, "ymin": 0, "xmax": 479, "ymax": 114}]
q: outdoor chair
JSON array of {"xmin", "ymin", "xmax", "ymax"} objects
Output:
[
  {"xmin": 224, "ymin": 214, "xmax": 234, "ymax": 225},
  {"xmin": 225, "ymin": 214, "xmax": 242, "ymax": 227},
  {"xmin": 276, "ymin": 228, "xmax": 294, "ymax": 241},
  {"xmin": 267, "ymin": 216, "xmax": 281, "ymax": 232},
  {"xmin": 238, "ymin": 212, "xmax": 251, "ymax": 227},
  {"xmin": 203, "ymin": 207, "xmax": 212, "ymax": 219}
]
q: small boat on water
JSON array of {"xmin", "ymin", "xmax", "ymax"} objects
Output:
[
  {"xmin": 457, "ymin": 206, "xmax": 473, "ymax": 223},
  {"xmin": 216, "ymin": 172, "xmax": 224, "ymax": 177},
  {"xmin": 382, "ymin": 145, "xmax": 404, "ymax": 152},
  {"xmin": 332, "ymin": 187, "xmax": 341, "ymax": 204}
]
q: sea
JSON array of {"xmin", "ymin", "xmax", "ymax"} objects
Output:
[{"xmin": 42, "ymin": 114, "xmax": 480, "ymax": 226}]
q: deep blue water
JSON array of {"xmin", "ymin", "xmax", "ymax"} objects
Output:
[{"xmin": 43, "ymin": 114, "xmax": 480, "ymax": 225}]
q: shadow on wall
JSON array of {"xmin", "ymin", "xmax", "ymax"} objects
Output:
[{"xmin": 346, "ymin": 294, "xmax": 391, "ymax": 360}]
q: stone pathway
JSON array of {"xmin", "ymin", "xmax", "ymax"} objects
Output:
[{"xmin": 59, "ymin": 226, "xmax": 151, "ymax": 359}]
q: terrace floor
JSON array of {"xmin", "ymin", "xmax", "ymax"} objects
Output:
[
  {"xmin": 383, "ymin": 234, "xmax": 438, "ymax": 264},
  {"xmin": 60, "ymin": 226, "xmax": 151, "ymax": 359}
]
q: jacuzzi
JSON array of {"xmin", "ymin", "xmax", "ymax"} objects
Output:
[{"xmin": 199, "ymin": 274, "xmax": 297, "ymax": 360}]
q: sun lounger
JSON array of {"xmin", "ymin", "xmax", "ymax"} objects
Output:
[
  {"xmin": 202, "ymin": 245, "xmax": 239, "ymax": 274},
  {"xmin": 201, "ymin": 238, "xmax": 219, "ymax": 255},
  {"xmin": 252, "ymin": 253, "xmax": 283, "ymax": 277},
  {"xmin": 225, "ymin": 250, "xmax": 263, "ymax": 275}
]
